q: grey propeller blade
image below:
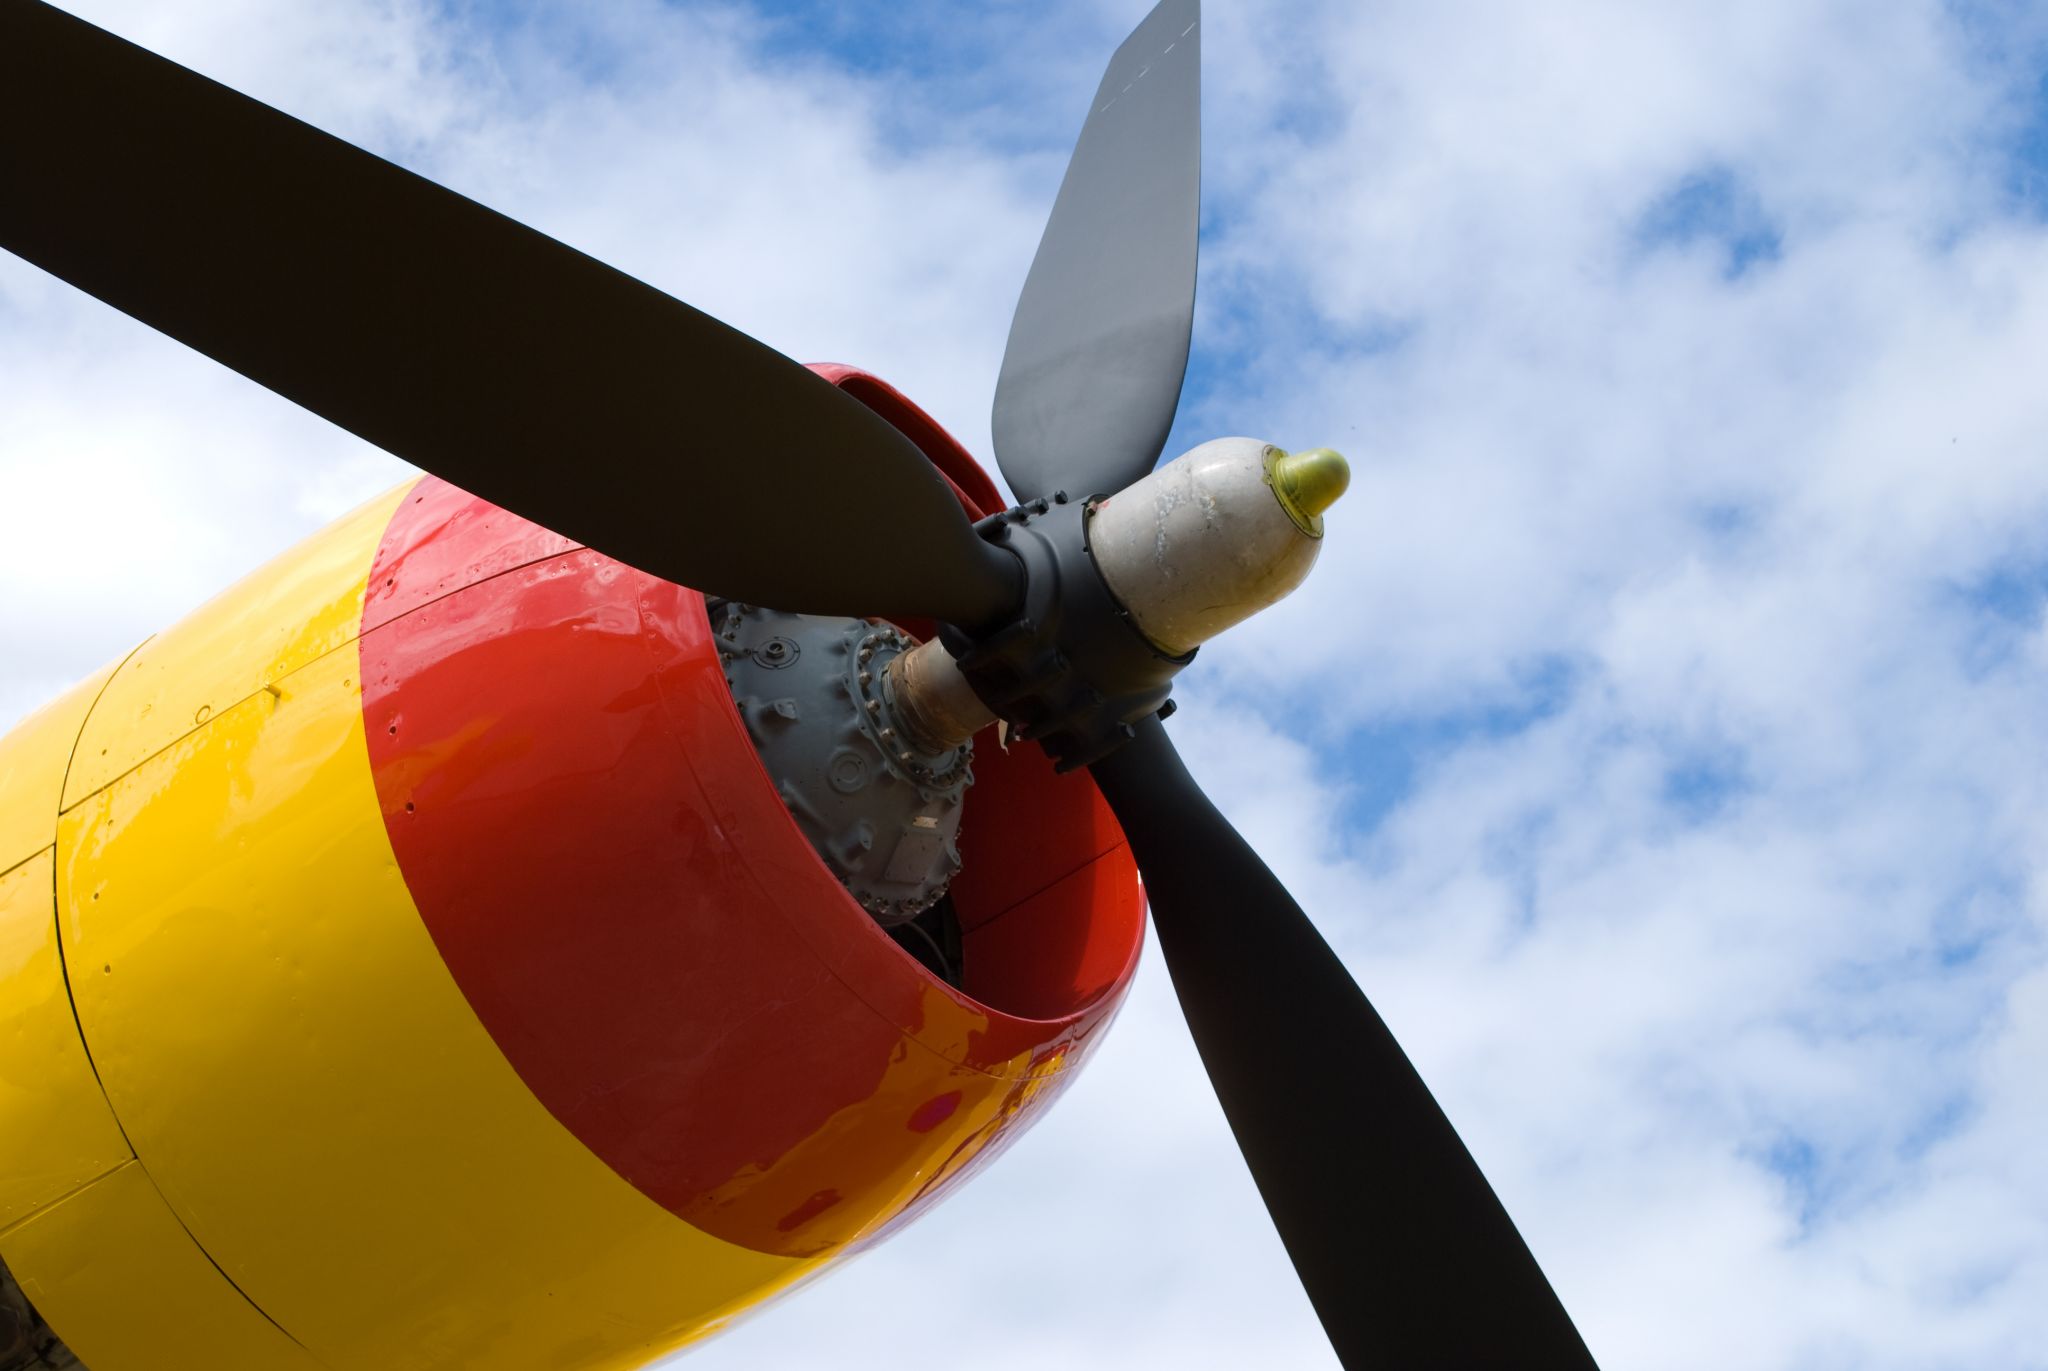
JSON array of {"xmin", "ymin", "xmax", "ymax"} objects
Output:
[{"xmin": 992, "ymin": 0, "xmax": 1201, "ymax": 504}]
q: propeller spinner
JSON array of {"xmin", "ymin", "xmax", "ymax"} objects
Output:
[{"xmin": 0, "ymin": 0, "xmax": 1599, "ymax": 1365}]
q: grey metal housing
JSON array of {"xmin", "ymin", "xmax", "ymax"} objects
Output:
[{"xmin": 711, "ymin": 601, "xmax": 973, "ymax": 926}]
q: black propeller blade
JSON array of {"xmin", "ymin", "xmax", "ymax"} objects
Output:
[
  {"xmin": 0, "ymin": 0, "xmax": 1020, "ymax": 628},
  {"xmin": 991, "ymin": 0, "xmax": 1200, "ymax": 504},
  {"xmin": 1091, "ymin": 719, "xmax": 1599, "ymax": 1370}
]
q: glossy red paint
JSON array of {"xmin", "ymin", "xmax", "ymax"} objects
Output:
[
  {"xmin": 361, "ymin": 475, "xmax": 578, "ymax": 634},
  {"xmin": 359, "ymin": 368, "xmax": 1145, "ymax": 1258}
]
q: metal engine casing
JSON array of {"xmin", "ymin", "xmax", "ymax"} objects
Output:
[{"xmin": 711, "ymin": 601, "xmax": 973, "ymax": 925}]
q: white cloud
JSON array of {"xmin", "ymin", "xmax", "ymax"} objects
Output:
[{"xmin": 6, "ymin": 2, "xmax": 2048, "ymax": 1368}]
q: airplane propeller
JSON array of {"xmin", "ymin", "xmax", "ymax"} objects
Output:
[
  {"xmin": 0, "ymin": 1, "xmax": 1598, "ymax": 1365},
  {"xmin": 0, "ymin": 0, "xmax": 1017, "ymax": 629}
]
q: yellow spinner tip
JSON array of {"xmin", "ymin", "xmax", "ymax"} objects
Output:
[{"xmin": 1270, "ymin": 447, "xmax": 1350, "ymax": 533}]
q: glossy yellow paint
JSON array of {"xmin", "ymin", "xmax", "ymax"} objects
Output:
[
  {"xmin": 0, "ymin": 849, "xmax": 132, "ymax": 1230},
  {"xmin": 0, "ymin": 1161, "xmax": 326, "ymax": 1371},
  {"xmin": 64, "ymin": 484, "xmax": 412, "ymax": 804},
  {"xmin": 59, "ymin": 626, "xmax": 811, "ymax": 1369},
  {"xmin": 0, "ymin": 655, "xmax": 126, "ymax": 870}
]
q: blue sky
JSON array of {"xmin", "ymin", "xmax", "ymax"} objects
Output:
[{"xmin": 8, "ymin": 2, "xmax": 2048, "ymax": 1368}]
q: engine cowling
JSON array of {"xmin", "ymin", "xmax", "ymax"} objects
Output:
[{"xmin": 0, "ymin": 368, "xmax": 1145, "ymax": 1370}]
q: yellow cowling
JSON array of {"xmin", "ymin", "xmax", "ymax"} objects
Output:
[{"xmin": 0, "ymin": 485, "xmax": 814, "ymax": 1371}]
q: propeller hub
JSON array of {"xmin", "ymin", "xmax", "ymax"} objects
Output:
[
  {"xmin": 887, "ymin": 436, "xmax": 1349, "ymax": 768},
  {"xmin": 934, "ymin": 491, "xmax": 1190, "ymax": 771}
]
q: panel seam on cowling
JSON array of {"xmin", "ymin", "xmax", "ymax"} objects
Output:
[
  {"xmin": 132, "ymin": 1158, "xmax": 333, "ymax": 1365},
  {"xmin": 48, "ymin": 636, "xmax": 150, "ymax": 1157},
  {"xmin": 56, "ymin": 543, "xmax": 578, "ymax": 819},
  {"xmin": 47, "ymin": 643, "xmax": 332, "ymax": 1363},
  {"xmin": 359, "ymin": 543, "xmax": 587, "ymax": 638},
  {"xmin": 0, "ymin": 1159, "xmax": 333, "ymax": 1366},
  {"xmin": 0, "ymin": 1159, "xmax": 135, "ymax": 1244},
  {"xmin": 958, "ymin": 838, "xmax": 1126, "ymax": 936}
]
